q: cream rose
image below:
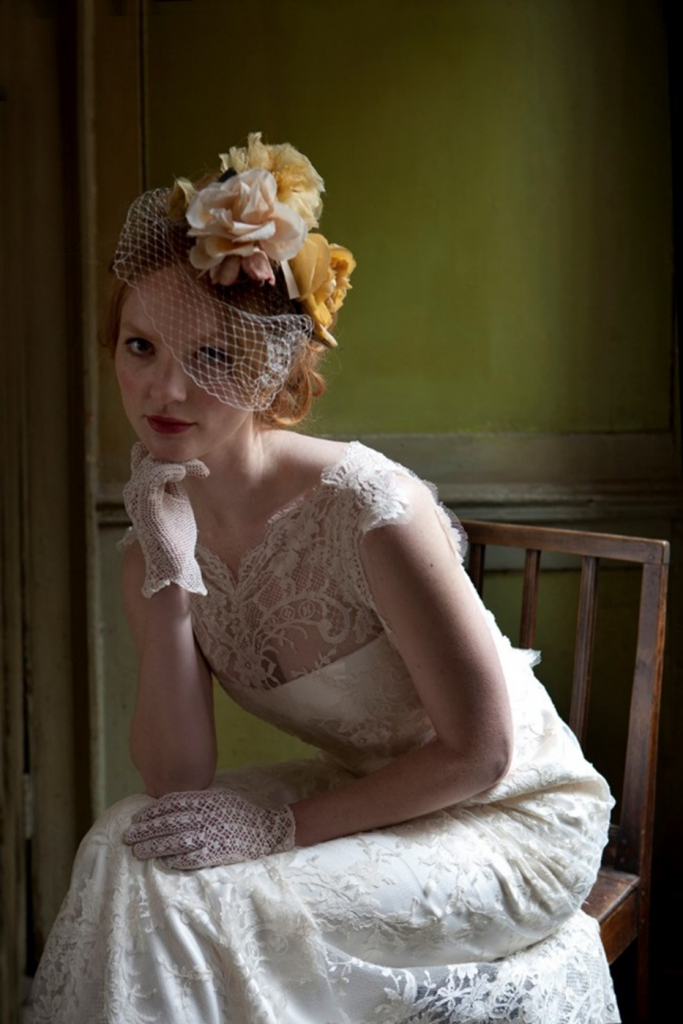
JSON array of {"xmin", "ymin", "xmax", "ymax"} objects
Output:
[{"xmin": 186, "ymin": 167, "xmax": 307, "ymax": 286}]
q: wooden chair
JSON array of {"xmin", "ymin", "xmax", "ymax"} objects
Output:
[{"xmin": 460, "ymin": 520, "xmax": 669, "ymax": 1024}]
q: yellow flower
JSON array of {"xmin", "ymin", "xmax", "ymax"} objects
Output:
[
  {"xmin": 328, "ymin": 245, "xmax": 356, "ymax": 313},
  {"xmin": 289, "ymin": 234, "xmax": 356, "ymax": 347},
  {"xmin": 220, "ymin": 132, "xmax": 325, "ymax": 230}
]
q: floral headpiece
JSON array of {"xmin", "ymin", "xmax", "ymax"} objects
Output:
[
  {"xmin": 112, "ymin": 135, "xmax": 356, "ymax": 411},
  {"xmin": 170, "ymin": 132, "xmax": 356, "ymax": 348}
]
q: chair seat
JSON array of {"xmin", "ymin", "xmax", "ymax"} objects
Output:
[{"xmin": 583, "ymin": 867, "xmax": 640, "ymax": 963}]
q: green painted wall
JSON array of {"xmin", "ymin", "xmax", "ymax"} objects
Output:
[{"xmin": 140, "ymin": 0, "xmax": 672, "ymax": 435}]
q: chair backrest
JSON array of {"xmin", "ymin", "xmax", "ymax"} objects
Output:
[{"xmin": 460, "ymin": 520, "xmax": 669, "ymax": 883}]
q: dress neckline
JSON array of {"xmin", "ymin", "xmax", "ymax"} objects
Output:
[
  {"xmin": 264, "ymin": 440, "xmax": 360, "ymax": 526},
  {"xmin": 196, "ymin": 440, "xmax": 363, "ymax": 586}
]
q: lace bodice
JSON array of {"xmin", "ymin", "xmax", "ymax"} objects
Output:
[
  {"xmin": 190, "ymin": 441, "xmax": 449, "ymax": 692},
  {"xmin": 189, "ymin": 442, "xmax": 449, "ymax": 772}
]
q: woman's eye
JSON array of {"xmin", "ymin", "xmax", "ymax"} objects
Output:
[
  {"xmin": 124, "ymin": 336, "xmax": 153, "ymax": 356},
  {"xmin": 192, "ymin": 346, "xmax": 234, "ymax": 372}
]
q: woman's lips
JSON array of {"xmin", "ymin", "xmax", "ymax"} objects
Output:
[{"xmin": 146, "ymin": 415, "xmax": 195, "ymax": 435}]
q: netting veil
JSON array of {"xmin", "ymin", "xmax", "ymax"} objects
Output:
[{"xmin": 112, "ymin": 189, "xmax": 315, "ymax": 411}]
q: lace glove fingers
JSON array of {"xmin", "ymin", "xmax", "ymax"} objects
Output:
[
  {"xmin": 124, "ymin": 807, "xmax": 203, "ymax": 845},
  {"xmin": 162, "ymin": 809, "xmax": 297, "ymax": 870},
  {"xmin": 124, "ymin": 797, "xmax": 207, "ymax": 860},
  {"xmin": 163, "ymin": 844, "xmax": 238, "ymax": 871},
  {"xmin": 141, "ymin": 460, "xmax": 210, "ymax": 506},
  {"xmin": 126, "ymin": 445, "xmax": 184, "ymax": 498},
  {"xmin": 129, "ymin": 788, "xmax": 259, "ymax": 823},
  {"xmin": 145, "ymin": 462, "xmax": 190, "ymax": 502},
  {"xmin": 128, "ymin": 829, "xmax": 207, "ymax": 862},
  {"xmin": 183, "ymin": 458, "xmax": 211, "ymax": 481},
  {"xmin": 125, "ymin": 447, "xmax": 210, "ymax": 512},
  {"xmin": 128, "ymin": 442, "xmax": 210, "ymax": 484},
  {"xmin": 126, "ymin": 461, "xmax": 193, "ymax": 511}
]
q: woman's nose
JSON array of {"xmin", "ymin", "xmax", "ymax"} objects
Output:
[{"xmin": 150, "ymin": 351, "xmax": 189, "ymax": 404}]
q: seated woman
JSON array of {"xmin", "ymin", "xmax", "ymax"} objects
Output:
[{"xmin": 28, "ymin": 132, "xmax": 619, "ymax": 1024}]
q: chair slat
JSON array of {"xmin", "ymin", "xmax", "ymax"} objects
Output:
[
  {"xmin": 569, "ymin": 556, "xmax": 599, "ymax": 745},
  {"xmin": 468, "ymin": 542, "xmax": 485, "ymax": 597},
  {"xmin": 616, "ymin": 560, "xmax": 668, "ymax": 875},
  {"xmin": 519, "ymin": 549, "xmax": 540, "ymax": 648}
]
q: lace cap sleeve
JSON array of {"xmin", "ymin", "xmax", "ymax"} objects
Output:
[
  {"xmin": 331, "ymin": 444, "xmax": 468, "ymax": 615},
  {"xmin": 342, "ymin": 445, "xmax": 466, "ymax": 558}
]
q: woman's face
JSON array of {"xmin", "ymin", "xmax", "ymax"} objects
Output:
[{"xmin": 115, "ymin": 268, "xmax": 255, "ymax": 463}]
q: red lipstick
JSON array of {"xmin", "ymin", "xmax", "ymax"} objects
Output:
[{"xmin": 147, "ymin": 415, "xmax": 195, "ymax": 435}]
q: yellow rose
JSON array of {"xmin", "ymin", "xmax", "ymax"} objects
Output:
[
  {"xmin": 289, "ymin": 234, "xmax": 356, "ymax": 347},
  {"xmin": 327, "ymin": 245, "xmax": 356, "ymax": 313}
]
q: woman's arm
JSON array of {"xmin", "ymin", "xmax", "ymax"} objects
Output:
[
  {"xmin": 123, "ymin": 541, "xmax": 217, "ymax": 797},
  {"xmin": 290, "ymin": 479, "xmax": 513, "ymax": 846}
]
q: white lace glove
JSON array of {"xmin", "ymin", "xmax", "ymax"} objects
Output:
[
  {"xmin": 124, "ymin": 788, "xmax": 297, "ymax": 869},
  {"xmin": 123, "ymin": 442, "xmax": 210, "ymax": 598}
]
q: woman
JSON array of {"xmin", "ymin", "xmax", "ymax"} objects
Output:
[{"xmin": 28, "ymin": 133, "xmax": 619, "ymax": 1023}]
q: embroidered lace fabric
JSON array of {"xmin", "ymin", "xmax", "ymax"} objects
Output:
[
  {"xmin": 28, "ymin": 442, "xmax": 620, "ymax": 1023},
  {"xmin": 189, "ymin": 441, "xmax": 417, "ymax": 692}
]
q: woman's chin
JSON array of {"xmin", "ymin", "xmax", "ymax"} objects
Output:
[{"xmin": 140, "ymin": 431, "xmax": 201, "ymax": 464}]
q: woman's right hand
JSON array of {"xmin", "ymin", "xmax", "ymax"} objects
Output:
[{"xmin": 123, "ymin": 442, "xmax": 210, "ymax": 598}]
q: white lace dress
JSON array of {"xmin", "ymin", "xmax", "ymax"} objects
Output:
[{"xmin": 28, "ymin": 442, "xmax": 620, "ymax": 1024}]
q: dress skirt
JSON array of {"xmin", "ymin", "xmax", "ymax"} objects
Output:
[{"xmin": 27, "ymin": 757, "xmax": 620, "ymax": 1024}]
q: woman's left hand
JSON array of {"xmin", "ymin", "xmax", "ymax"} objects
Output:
[{"xmin": 124, "ymin": 788, "xmax": 296, "ymax": 869}]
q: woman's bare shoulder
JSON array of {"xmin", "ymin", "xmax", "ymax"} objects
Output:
[{"xmin": 273, "ymin": 431, "xmax": 350, "ymax": 483}]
